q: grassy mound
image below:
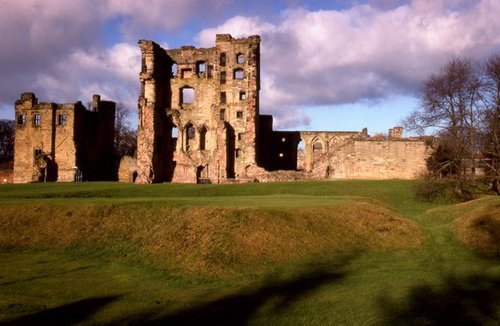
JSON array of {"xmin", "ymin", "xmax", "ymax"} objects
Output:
[
  {"xmin": 0, "ymin": 200, "xmax": 422, "ymax": 275},
  {"xmin": 455, "ymin": 197, "xmax": 500, "ymax": 257}
]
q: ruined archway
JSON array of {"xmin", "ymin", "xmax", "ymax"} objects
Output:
[{"xmin": 196, "ymin": 165, "xmax": 210, "ymax": 183}]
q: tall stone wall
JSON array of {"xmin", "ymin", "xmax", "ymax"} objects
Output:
[
  {"xmin": 136, "ymin": 34, "xmax": 261, "ymax": 183},
  {"xmin": 317, "ymin": 139, "xmax": 430, "ymax": 179},
  {"xmin": 13, "ymin": 93, "xmax": 115, "ymax": 183}
]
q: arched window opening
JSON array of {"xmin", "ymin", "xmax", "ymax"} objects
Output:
[
  {"xmin": 234, "ymin": 69, "xmax": 244, "ymax": 80},
  {"xmin": 313, "ymin": 140, "xmax": 323, "ymax": 152},
  {"xmin": 220, "ymin": 71, "xmax": 226, "ymax": 84},
  {"xmin": 220, "ymin": 53, "xmax": 226, "ymax": 66},
  {"xmin": 313, "ymin": 139, "xmax": 323, "ymax": 163},
  {"xmin": 171, "ymin": 63, "xmax": 178, "ymax": 77},
  {"xmin": 185, "ymin": 123, "xmax": 196, "ymax": 150},
  {"xmin": 181, "ymin": 87, "xmax": 195, "ymax": 105},
  {"xmin": 199, "ymin": 126, "xmax": 207, "ymax": 150},
  {"xmin": 236, "ymin": 54, "xmax": 245, "ymax": 64}
]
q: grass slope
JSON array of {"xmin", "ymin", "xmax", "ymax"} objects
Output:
[{"xmin": 0, "ymin": 181, "xmax": 499, "ymax": 325}]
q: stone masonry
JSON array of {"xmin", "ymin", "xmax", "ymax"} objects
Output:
[
  {"xmin": 12, "ymin": 34, "xmax": 432, "ymax": 184},
  {"xmin": 135, "ymin": 34, "xmax": 432, "ymax": 183},
  {"xmin": 136, "ymin": 34, "xmax": 262, "ymax": 183},
  {"xmin": 13, "ymin": 93, "xmax": 115, "ymax": 183}
]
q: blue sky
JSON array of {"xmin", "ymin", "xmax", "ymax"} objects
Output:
[{"xmin": 1, "ymin": 0, "xmax": 500, "ymax": 136}]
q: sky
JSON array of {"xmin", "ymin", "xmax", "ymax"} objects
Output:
[{"xmin": 1, "ymin": 0, "xmax": 500, "ymax": 135}]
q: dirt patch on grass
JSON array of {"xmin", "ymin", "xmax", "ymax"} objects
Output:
[
  {"xmin": 455, "ymin": 200, "xmax": 500, "ymax": 257},
  {"xmin": 0, "ymin": 201, "xmax": 422, "ymax": 275}
]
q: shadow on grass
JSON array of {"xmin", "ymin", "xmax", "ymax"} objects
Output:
[
  {"xmin": 379, "ymin": 273, "xmax": 500, "ymax": 325},
  {"xmin": 0, "ymin": 296, "xmax": 119, "ymax": 326},
  {"xmin": 114, "ymin": 255, "xmax": 357, "ymax": 325}
]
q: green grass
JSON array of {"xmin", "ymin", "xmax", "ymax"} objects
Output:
[{"xmin": 0, "ymin": 180, "xmax": 499, "ymax": 325}]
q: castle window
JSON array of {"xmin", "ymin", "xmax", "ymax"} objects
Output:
[
  {"xmin": 220, "ymin": 53, "xmax": 226, "ymax": 66},
  {"xmin": 171, "ymin": 126, "xmax": 178, "ymax": 138},
  {"xmin": 199, "ymin": 126, "xmax": 207, "ymax": 150},
  {"xmin": 235, "ymin": 149, "xmax": 240, "ymax": 158},
  {"xmin": 239, "ymin": 91, "xmax": 247, "ymax": 100},
  {"xmin": 58, "ymin": 114, "xmax": 67, "ymax": 126},
  {"xmin": 197, "ymin": 61, "xmax": 206, "ymax": 76},
  {"xmin": 234, "ymin": 69, "xmax": 244, "ymax": 80},
  {"xmin": 207, "ymin": 65, "xmax": 213, "ymax": 78},
  {"xmin": 236, "ymin": 111, "xmax": 243, "ymax": 119},
  {"xmin": 237, "ymin": 54, "xmax": 245, "ymax": 64},
  {"xmin": 238, "ymin": 133, "xmax": 245, "ymax": 141},
  {"xmin": 185, "ymin": 123, "xmax": 196, "ymax": 151},
  {"xmin": 17, "ymin": 114, "xmax": 26, "ymax": 126},
  {"xmin": 181, "ymin": 87, "xmax": 195, "ymax": 104},
  {"xmin": 187, "ymin": 125, "xmax": 195, "ymax": 139},
  {"xmin": 171, "ymin": 63, "xmax": 178, "ymax": 77},
  {"xmin": 220, "ymin": 92, "xmax": 226, "ymax": 104},
  {"xmin": 220, "ymin": 71, "xmax": 226, "ymax": 84},
  {"xmin": 171, "ymin": 126, "xmax": 178, "ymax": 151},
  {"xmin": 33, "ymin": 114, "xmax": 41, "ymax": 126},
  {"xmin": 219, "ymin": 109, "xmax": 225, "ymax": 121}
]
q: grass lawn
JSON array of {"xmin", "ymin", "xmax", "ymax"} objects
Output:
[{"xmin": 0, "ymin": 180, "xmax": 499, "ymax": 325}]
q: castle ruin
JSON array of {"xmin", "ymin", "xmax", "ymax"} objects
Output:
[
  {"xmin": 13, "ymin": 93, "xmax": 115, "ymax": 183},
  {"xmin": 135, "ymin": 34, "xmax": 431, "ymax": 183},
  {"xmin": 12, "ymin": 34, "xmax": 431, "ymax": 184}
]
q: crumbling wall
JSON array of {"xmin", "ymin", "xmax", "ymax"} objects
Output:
[
  {"xmin": 136, "ymin": 34, "xmax": 261, "ymax": 183},
  {"xmin": 315, "ymin": 138, "xmax": 430, "ymax": 179},
  {"xmin": 13, "ymin": 92, "xmax": 115, "ymax": 183},
  {"xmin": 118, "ymin": 155, "xmax": 137, "ymax": 182}
]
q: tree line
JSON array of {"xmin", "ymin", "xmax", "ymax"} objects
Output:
[{"xmin": 404, "ymin": 54, "xmax": 500, "ymax": 195}]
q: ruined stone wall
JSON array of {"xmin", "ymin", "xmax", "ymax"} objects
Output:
[
  {"xmin": 245, "ymin": 128, "xmax": 431, "ymax": 182},
  {"xmin": 14, "ymin": 93, "xmax": 77, "ymax": 183},
  {"xmin": 319, "ymin": 139, "xmax": 430, "ymax": 179},
  {"xmin": 136, "ymin": 34, "xmax": 261, "ymax": 183},
  {"xmin": 118, "ymin": 155, "xmax": 137, "ymax": 182},
  {"xmin": 13, "ymin": 93, "xmax": 115, "ymax": 183}
]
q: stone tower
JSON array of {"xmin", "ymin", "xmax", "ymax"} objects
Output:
[
  {"xmin": 13, "ymin": 93, "xmax": 115, "ymax": 183},
  {"xmin": 136, "ymin": 34, "xmax": 261, "ymax": 183}
]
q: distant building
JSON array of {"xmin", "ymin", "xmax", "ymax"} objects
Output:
[{"xmin": 13, "ymin": 93, "xmax": 115, "ymax": 183}]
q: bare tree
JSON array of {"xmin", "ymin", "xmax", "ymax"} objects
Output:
[
  {"xmin": 114, "ymin": 103, "xmax": 137, "ymax": 157},
  {"xmin": 404, "ymin": 58, "xmax": 482, "ymax": 193},
  {"xmin": 0, "ymin": 119, "xmax": 14, "ymax": 163},
  {"xmin": 479, "ymin": 54, "xmax": 500, "ymax": 193}
]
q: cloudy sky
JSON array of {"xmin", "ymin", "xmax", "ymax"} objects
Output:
[{"xmin": 1, "ymin": 0, "xmax": 500, "ymax": 134}]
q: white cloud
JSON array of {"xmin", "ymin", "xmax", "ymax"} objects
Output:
[
  {"xmin": 105, "ymin": 0, "xmax": 232, "ymax": 40},
  {"xmin": 196, "ymin": 0, "xmax": 500, "ymax": 128},
  {"xmin": 34, "ymin": 42, "xmax": 141, "ymax": 115},
  {"xmin": 1, "ymin": 0, "xmax": 500, "ymax": 131}
]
